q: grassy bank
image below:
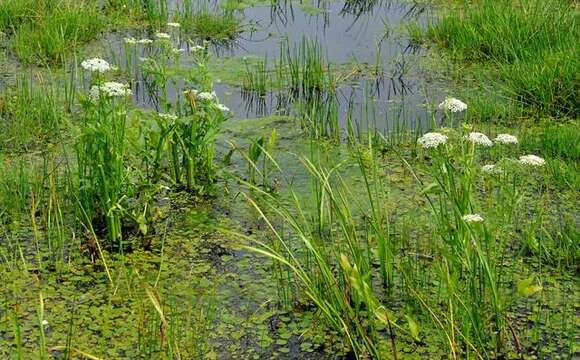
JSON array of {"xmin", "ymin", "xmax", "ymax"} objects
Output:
[{"xmin": 428, "ymin": 0, "xmax": 579, "ymax": 118}]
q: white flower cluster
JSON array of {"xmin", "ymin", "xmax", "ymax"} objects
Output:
[
  {"xmin": 481, "ymin": 164, "xmax": 503, "ymax": 174},
  {"xmin": 172, "ymin": 48, "xmax": 185, "ymax": 55},
  {"xmin": 167, "ymin": 22, "xmax": 181, "ymax": 28},
  {"xmin": 466, "ymin": 132, "xmax": 493, "ymax": 147},
  {"xmin": 185, "ymin": 89, "xmax": 217, "ymax": 101},
  {"xmin": 462, "ymin": 214, "xmax": 484, "ymax": 223},
  {"xmin": 418, "ymin": 132, "xmax": 448, "ymax": 149},
  {"xmin": 158, "ymin": 113, "xmax": 178, "ymax": 121},
  {"xmin": 155, "ymin": 32, "xmax": 171, "ymax": 40},
  {"xmin": 124, "ymin": 37, "xmax": 137, "ymax": 45},
  {"xmin": 438, "ymin": 97, "xmax": 467, "ymax": 113},
  {"xmin": 90, "ymin": 82, "xmax": 132, "ymax": 100},
  {"xmin": 197, "ymin": 92, "xmax": 216, "ymax": 101},
  {"xmin": 216, "ymin": 103, "xmax": 230, "ymax": 113},
  {"xmin": 125, "ymin": 37, "xmax": 153, "ymax": 45},
  {"xmin": 494, "ymin": 133, "xmax": 518, "ymax": 144},
  {"xmin": 519, "ymin": 154, "xmax": 545, "ymax": 167},
  {"xmin": 81, "ymin": 58, "xmax": 112, "ymax": 73}
]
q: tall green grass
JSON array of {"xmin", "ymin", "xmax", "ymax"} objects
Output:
[
  {"xmin": 0, "ymin": 74, "xmax": 66, "ymax": 151},
  {"xmin": 177, "ymin": 1, "xmax": 242, "ymax": 42},
  {"xmin": 429, "ymin": 0, "xmax": 579, "ymax": 116},
  {"xmin": 233, "ymin": 123, "xmax": 576, "ymax": 358},
  {"xmin": 0, "ymin": 0, "xmax": 104, "ymax": 64}
]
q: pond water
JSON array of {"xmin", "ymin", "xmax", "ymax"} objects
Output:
[{"xmin": 103, "ymin": 0, "xmax": 446, "ymax": 132}]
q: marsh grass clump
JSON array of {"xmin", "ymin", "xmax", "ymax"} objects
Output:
[
  {"xmin": 242, "ymin": 57, "xmax": 269, "ymax": 97},
  {"xmin": 428, "ymin": 0, "xmax": 580, "ymax": 116},
  {"xmin": 0, "ymin": 74, "xmax": 66, "ymax": 151},
  {"xmin": 278, "ymin": 38, "xmax": 335, "ymax": 98},
  {"xmin": 0, "ymin": 0, "xmax": 104, "ymax": 63},
  {"xmin": 177, "ymin": 1, "xmax": 242, "ymax": 43}
]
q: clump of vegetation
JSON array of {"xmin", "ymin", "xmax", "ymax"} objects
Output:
[
  {"xmin": 0, "ymin": 74, "xmax": 66, "ymax": 151},
  {"xmin": 0, "ymin": 0, "xmax": 104, "ymax": 63},
  {"xmin": 177, "ymin": 1, "xmax": 243, "ymax": 42},
  {"xmin": 428, "ymin": 0, "xmax": 579, "ymax": 116}
]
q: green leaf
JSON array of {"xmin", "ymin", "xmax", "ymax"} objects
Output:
[
  {"xmin": 137, "ymin": 215, "xmax": 148, "ymax": 236},
  {"xmin": 420, "ymin": 182, "xmax": 439, "ymax": 195},
  {"xmin": 517, "ymin": 277, "xmax": 542, "ymax": 297},
  {"xmin": 405, "ymin": 314, "xmax": 421, "ymax": 342}
]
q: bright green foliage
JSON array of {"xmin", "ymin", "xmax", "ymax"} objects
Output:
[
  {"xmin": 0, "ymin": 0, "xmax": 104, "ymax": 63},
  {"xmin": 177, "ymin": 1, "xmax": 242, "ymax": 42},
  {"xmin": 429, "ymin": 0, "xmax": 580, "ymax": 116},
  {"xmin": 76, "ymin": 83, "xmax": 132, "ymax": 247}
]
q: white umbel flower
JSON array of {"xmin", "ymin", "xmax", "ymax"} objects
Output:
[
  {"xmin": 481, "ymin": 164, "xmax": 503, "ymax": 174},
  {"xmin": 155, "ymin": 32, "xmax": 171, "ymax": 40},
  {"xmin": 519, "ymin": 154, "xmax": 545, "ymax": 166},
  {"xmin": 196, "ymin": 91, "xmax": 217, "ymax": 101},
  {"xmin": 438, "ymin": 97, "xmax": 467, "ymax": 113},
  {"xmin": 158, "ymin": 113, "xmax": 178, "ymax": 121},
  {"xmin": 417, "ymin": 132, "xmax": 448, "ymax": 149},
  {"xmin": 81, "ymin": 58, "xmax": 111, "ymax": 73},
  {"xmin": 216, "ymin": 103, "xmax": 230, "ymax": 112},
  {"xmin": 167, "ymin": 22, "xmax": 181, "ymax": 28},
  {"xmin": 494, "ymin": 134, "xmax": 518, "ymax": 144},
  {"xmin": 462, "ymin": 214, "xmax": 484, "ymax": 223},
  {"xmin": 466, "ymin": 132, "xmax": 493, "ymax": 147},
  {"xmin": 41, "ymin": 319, "xmax": 49, "ymax": 326},
  {"xmin": 90, "ymin": 82, "xmax": 132, "ymax": 100},
  {"xmin": 124, "ymin": 37, "xmax": 137, "ymax": 45},
  {"xmin": 137, "ymin": 39, "xmax": 153, "ymax": 45}
]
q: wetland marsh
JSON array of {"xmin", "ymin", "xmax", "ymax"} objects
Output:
[{"xmin": 0, "ymin": 0, "xmax": 578, "ymax": 359}]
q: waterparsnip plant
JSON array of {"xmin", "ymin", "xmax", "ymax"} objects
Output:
[{"xmin": 76, "ymin": 58, "xmax": 133, "ymax": 248}]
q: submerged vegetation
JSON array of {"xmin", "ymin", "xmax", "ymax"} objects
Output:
[{"xmin": 0, "ymin": 0, "xmax": 577, "ymax": 359}]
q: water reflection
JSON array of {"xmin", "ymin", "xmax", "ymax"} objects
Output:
[{"xmin": 103, "ymin": 0, "xmax": 444, "ymax": 132}]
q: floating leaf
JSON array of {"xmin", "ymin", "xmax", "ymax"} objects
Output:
[
  {"xmin": 517, "ymin": 277, "xmax": 543, "ymax": 297},
  {"xmin": 405, "ymin": 314, "xmax": 420, "ymax": 342}
]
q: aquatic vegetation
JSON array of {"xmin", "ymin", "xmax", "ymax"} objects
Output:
[
  {"xmin": 0, "ymin": 74, "xmax": 66, "ymax": 151},
  {"xmin": 429, "ymin": 0, "xmax": 580, "ymax": 116},
  {"xmin": 177, "ymin": 1, "xmax": 242, "ymax": 42},
  {"xmin": 438, "ymin": 96, "xmax": 467, "ymax": 113},
  {"xmin": 75, "ymin": 64, "xmax": 133, "ymax": 247},
  {"xmin": 242, "ymin": 57, "xmax": 269, "ymax": 97},
  {"xmin": 417, "ymin": 132, "xmax": 448, "ymax": 148},
  {"xmin": 0, "ymin": 1, "xmax": 577, "ymax": 359},
  {"xmin": 278, "ymin": 37, "xmax": 334, "ymax": 98}
]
